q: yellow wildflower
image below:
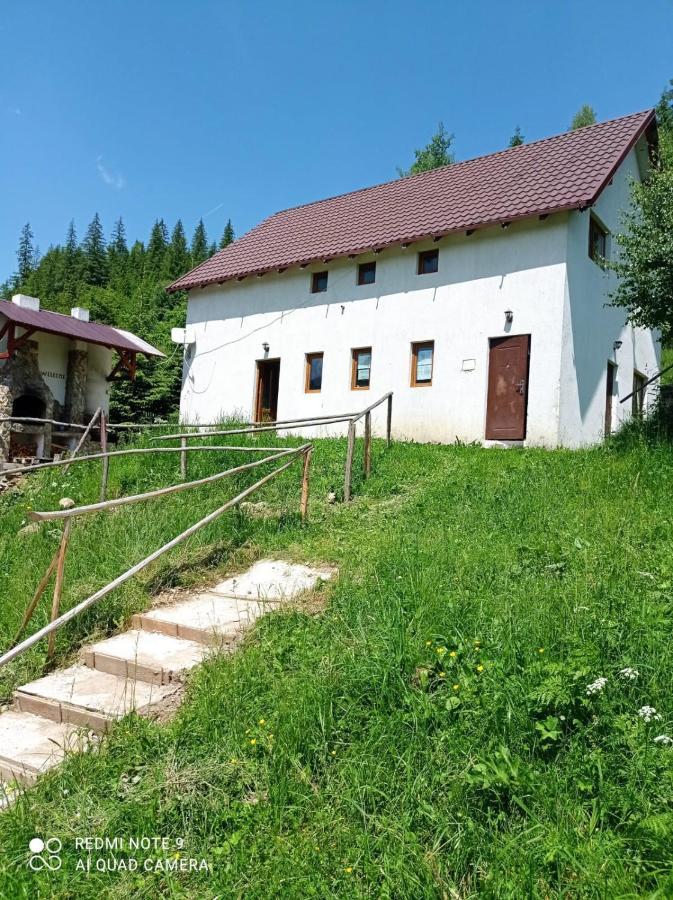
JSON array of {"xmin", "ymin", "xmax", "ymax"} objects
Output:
[
  {"xmin": 250, "ymin": 738, "xmax": 257, "ymax": 745},
  {"xmin": 476, "ymin": 664, "xmax": 484, "ymax": 673},
  {"xmin": 452, "ymin": 684, "xmax": 460, "ymax": 691},
  {"xmin": 344, "ymin": 867, "xmax": 353, "ymax": 874},
  {"xmin": 425, "ymin": 640, "xmax": 432, "ymax": 646},
  {"xmin": 259, "ymin": 718, "xmax": 266, "ymax": 725},
  {"xmin": 449, "ymin": 651, "xmax": 457, "ymax": 658},
  {"xmin": 538, "ymin": 648, "xmax": 545, "ymax": 654},
  {"xmin": 439, "ymin": 671, "xmax": 445, "ymax": 678}
]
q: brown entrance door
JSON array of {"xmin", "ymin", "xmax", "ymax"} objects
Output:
[
  {"xmin": 485, "ymin": 334, "xmax": 530, "ymax": 440},
  {"xmin": 605, "ymin": 361, "xmax": 616, "ymax": 436},
  {"xmin": 254, "ymin": 359, "xmax": 280, "ymax": 422}
]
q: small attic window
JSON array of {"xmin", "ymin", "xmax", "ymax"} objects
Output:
[
  {"xmin": 311, "ymin": 271, "xmax": 328, "ymax": 293},
  {"xmin": 417, "ymin": 249, "xmax": 439, "ymax": 275},
  {"xmin": 589, "ymin": 214, "xmax": 608, "ymax": 264}
]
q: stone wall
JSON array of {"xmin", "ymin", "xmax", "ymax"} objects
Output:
[
  {"xmin": 64, "ymin": 348, "xmax": 88, "ymax": 423},
  {"xmin": 0, "ymin": 341, "xmax": 54, "ymax": 462}
]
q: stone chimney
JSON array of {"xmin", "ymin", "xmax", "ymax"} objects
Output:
[
  {"xmin": 70, "ymin": 307, "xmax": 90, "ymax": 322},
  {"xmin": 11, "ymin": 294, "xmax": 40, "ymax": 312}
]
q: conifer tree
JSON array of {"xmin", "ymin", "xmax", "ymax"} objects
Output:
[
  {"xmin": 15, "ymin": 222, "xmax": 35, "ymax": 286},
  {"xmin": 190, "ymin": 219, "xmax": 209, "ymax": 266},
  {"xmin": 65, "ymin": 220, "xmax": 78, "ymax": 255},
  {"xmin": 219, "ymin": 219, "xmax": 235, "ymax": 248},
  {"xmin": 81, "ymin": 213, "xmax": 107, "ymax": 285},
  {"xmin": 110, "ymin": 218, "xmax": 128, "ymax": 256},
  {"xmin": 147, "ymin": 219, "xmax": 169, "ymax": 277},
  {"xmin": 165, "ymin": 220, "xmax": 190, "ymax": 279},
  {"xmin": 508, "ymin": 126, "xmax": 524, "ymax": 147}
]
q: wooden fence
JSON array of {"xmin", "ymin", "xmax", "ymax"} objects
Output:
[
  {"xmin": 152, "ymin": 392, "xmax": 393, "ymax": 502},
  {"xmin": 0, "ymin": 443, "xmax": 313, "ymax": 670}
]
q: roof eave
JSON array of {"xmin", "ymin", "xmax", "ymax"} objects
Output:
[{"xmin": 169, "ymin": 203, "xmax": 585, "ymax": 293}]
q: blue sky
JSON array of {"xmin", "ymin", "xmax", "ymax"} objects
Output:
[{"xmin": 1, "ymin": 0, "xmax": 672, "ymax": 281}]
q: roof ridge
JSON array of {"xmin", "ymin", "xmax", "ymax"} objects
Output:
[{"xmin": 261, "ymin": 109, "xmax": 654, "ymax": 220}]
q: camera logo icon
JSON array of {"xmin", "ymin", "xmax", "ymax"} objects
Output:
[{"xmin": 28, "ymin": 837, "xmax": 62, "ymax": 871}]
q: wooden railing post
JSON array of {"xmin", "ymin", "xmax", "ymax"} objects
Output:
[
  {"xmin": 364, "ymin": 411, "xmax": 372, "ymax": 478},
  {"xmin": 300, "ymin": 447, "xmax": 312, "ymax": 522},
  {"xmin": 64, "ymin": 407, "xmax": 101, "ymax": 474},
  {"xmin": 343, "ymin": 419, "xmax": 356, "ymax": 502},
  {"xmin": 386, "ymin": 393, "xmax": 393, "ymax": 447},
  {"xmin": 46, "ymin": 513, "xmax": 73, "ymax": 662},
  {"xmin": 180, "ymin": 436, "xmax": 187, "ymax": 480},
  {"xmin": 100, "ymin": 411, "xmax": 109, "ymax": 502}
]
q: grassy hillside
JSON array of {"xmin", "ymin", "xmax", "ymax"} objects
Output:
[{"xmin": 1, "ymin": 434, "xmax": 673, "ymax": 897}]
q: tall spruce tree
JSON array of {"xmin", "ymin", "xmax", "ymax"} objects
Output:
[
  {"xmin": 81, "ymin": 213, "xmax": 108, "ymax": 285},
  {"xmin": 146, "ymin": 219, "xmax": 169, "ymax": 278},
  {"xmin": 167, "ymin": 220, "xmax": 191, "ymax": 279},
  {"xmin": 65, "ymin": 220, "xmax": 78, "ymax": 255},
  {"xmin": 15, "ymin": 222, "xmax": 35, "ymax": 287},
  {"xmin": 569, "ymin": 105, "xmax": 597, "ymax": 130},
  {"xmin": 110, "ymin": 218, "xmax": 128, "ymax": 256},
  {"xmin": 190, "ymin": 219, "xmax": 209, "ymax": 266},
  {"xmin": 219, "ymin": 219, "xmax": 235, "ymax": 248}
]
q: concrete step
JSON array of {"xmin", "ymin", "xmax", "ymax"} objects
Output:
[
  {"xmin": 210, "ymin": 559, "xmax": 333, "ymax": 602},
  {"xmin": 84, "ymin": 630, "xmax": 208, "ymax": 685},
  {"xmin": 0, "ymin": 709, "xmax": 87, "ymax": 785},
  {"xmin": 15, "ymin": 665, "xmax": 178, "ymax": 733},
  {"xmin": 132, "ymin": 594, "xmax": 265, "ymax": 646}
]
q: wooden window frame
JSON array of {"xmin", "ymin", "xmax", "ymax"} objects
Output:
[
  {"xmin": 417, "ymin": 249, "xmax": 439, "ymax": 275},
  {"xmin": 351, "ymin": 347, "xmax": 372, "ymax": 391},
  {"xmin": 588, "ymin": 214, "xmax": 608, "ymax": 264},
  {"xmin": 304, "ymin": 352, "xmax": 324, "ymax": 394},
  {"xmin": 311, "ymin": 270, "xmax": 328, "ymax": 293},
  {"xmin": 410, "ymin": 340, "xmax": 434, "ymax": 387},
  {"xmin": 357, "ymin": 261, "xmax": 376, "ymax": 286}
]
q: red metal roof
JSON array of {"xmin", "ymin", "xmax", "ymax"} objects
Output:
[
  {"xmin": 0, "ymin": 301, "xmax": 164, "ymax": 357},
  {"xmin": 168, "ymin": 109, "xmax": 656, "ymax": 293}
]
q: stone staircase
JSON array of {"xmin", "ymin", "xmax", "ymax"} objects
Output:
[{"xmin": 0, "ymin": 560, "xmax": 333, "ymax": 804}]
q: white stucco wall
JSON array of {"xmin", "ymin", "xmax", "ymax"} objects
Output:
[
  {"xmin": 559, "ymin": 143, "xmax": 660, "ymax": 447},
  {"xmin": 181, "ymin": 218, "xmax": 570, "ymax": 444}
]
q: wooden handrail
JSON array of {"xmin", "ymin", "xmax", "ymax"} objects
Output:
[
  {"xmin": 152, "ymin": 415, "xmax": 356, "ymax": 442},
  {"xmin": 620, "ymin": 362, "xmax": 673, "ymax": 404},
  {"xmin": 0, "ymin": 448, "xmax": 311, "ymax": 671},
  {"xmin": 2, "ymin": 444, "xmax": 296, "ymax": 477},
  {"xmin": 29, "ymin": 447, "xmax": 302, "ymax": 521},
  {"xmin": 0, "ymin": 416, "xmax": 92, "ymax": 430}
]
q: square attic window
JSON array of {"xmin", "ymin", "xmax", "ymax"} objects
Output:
[{"xmin": 311, "ymin": 271, "xmax": 328, "ymax": 293}]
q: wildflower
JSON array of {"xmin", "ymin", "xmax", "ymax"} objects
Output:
[
  {"xmin": 425, "ymin": 640, "xmax": 432, "ymax": 647},
  {"xmin": 538, "ymin": 648, "xmax": 545, "ymax": 654},
  {"xmin": 586, "ymin": 677, "xmax": 608, "ymax": 696},
  {"xmin": 344, "ymin": 867, "xmax": 353, "ymax": 874},
  {"xmin": 619, "ymin": 667, "xmax": 639, "ymax": 681},
  {"xmin": 476, "ymin": 664, "xmax": 484, "ymax": 673},
  {"xmin": 449, "ymin": 651, "xmax": 457, "ymax": 658},
  {"xmin": 654, "ymin": 735, "xmax": 673, "ymax": 746},
  {"xmin": 452, "ymin": 684, "xmax": 460, "ymax": 691},
  {"xmin": 474, "ymin": 639, "xmax": 481, "ymax": 646},
  {"xmin": 638, "ymin": 705, "xmax": 662, "ymax": 723},
  {"xmin": 331, "ymin": 750, "xmax": 336, "ymax": 756},
  {"xmin": 436, "ymin": 646, "xmax": 447, "ymax": 657},
  {"xmin": 250, "ymin": 738, "xmax": 257, "ymax": 745},
  {"xmin": 438, "ymin": 671, "xmax": 445, "ymax": 678},
  {"xmin": 230, "ymin": 758, "xmax": 238, "ymax": 764},
  {"xmin": 259, "ymin": 718, "xmax": 266, "ymax": 725}
]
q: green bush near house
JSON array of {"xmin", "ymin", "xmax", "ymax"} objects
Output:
[{"xmin": 1, "ymin": 430, "xmax": 673, "ymax": 898}]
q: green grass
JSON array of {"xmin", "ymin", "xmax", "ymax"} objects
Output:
[{"xmin": 1, "ymin": 432, "xmax": 673, "ymax": 898}]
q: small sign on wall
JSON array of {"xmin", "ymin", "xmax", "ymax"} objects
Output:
[{"xmin": 461, "ymin": 359, "xmax": 476, "ymax": 372}]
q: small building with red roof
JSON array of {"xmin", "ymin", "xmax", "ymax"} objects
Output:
[{"xmin": 168, "ymin": 110, "xmax": 661, "ymax": 447}]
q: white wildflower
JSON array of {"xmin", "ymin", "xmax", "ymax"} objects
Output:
[
  {"xmin": 653, "ymin": 735, "xmax": 673, "ymax": 746},
  {"xmin": 638, "ymin": 705, "xmax": 661, "ymax": 723},
  {"xmin": 619, "ymin": 667, "xmax": 639, "ymax": 681},
  {"xmin": 586, "ymin": 677, "xmax": 608, "ymax": 696}
]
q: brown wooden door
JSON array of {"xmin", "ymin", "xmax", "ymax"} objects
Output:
[
  {"xmin": 255, "ymin": 359, "xmax": 280, "ymax": 422},
  {"xmin": 485, "ymin": 334, "xmax": 530, "ymax": 440}
]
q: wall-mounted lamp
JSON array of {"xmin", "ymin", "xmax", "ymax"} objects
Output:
[
  {"xmin": 262, "ymin": 342, "xmax": 270, "ymax": 353},
  {"xmin": 504, "ymin": 309, "xmax": 514, "ymax": 324},
  {"xmin": 613, "ymin": 340, "xmax": 623, "ymax": 351}
]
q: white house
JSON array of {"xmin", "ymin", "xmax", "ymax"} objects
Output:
[
  {"xmin": 168, "ymin": 110, "xmax": 660, "ymax": 448},
  {"xmin": 0, "ymin": 295, "xmax": 163, "ymax": 462}
]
